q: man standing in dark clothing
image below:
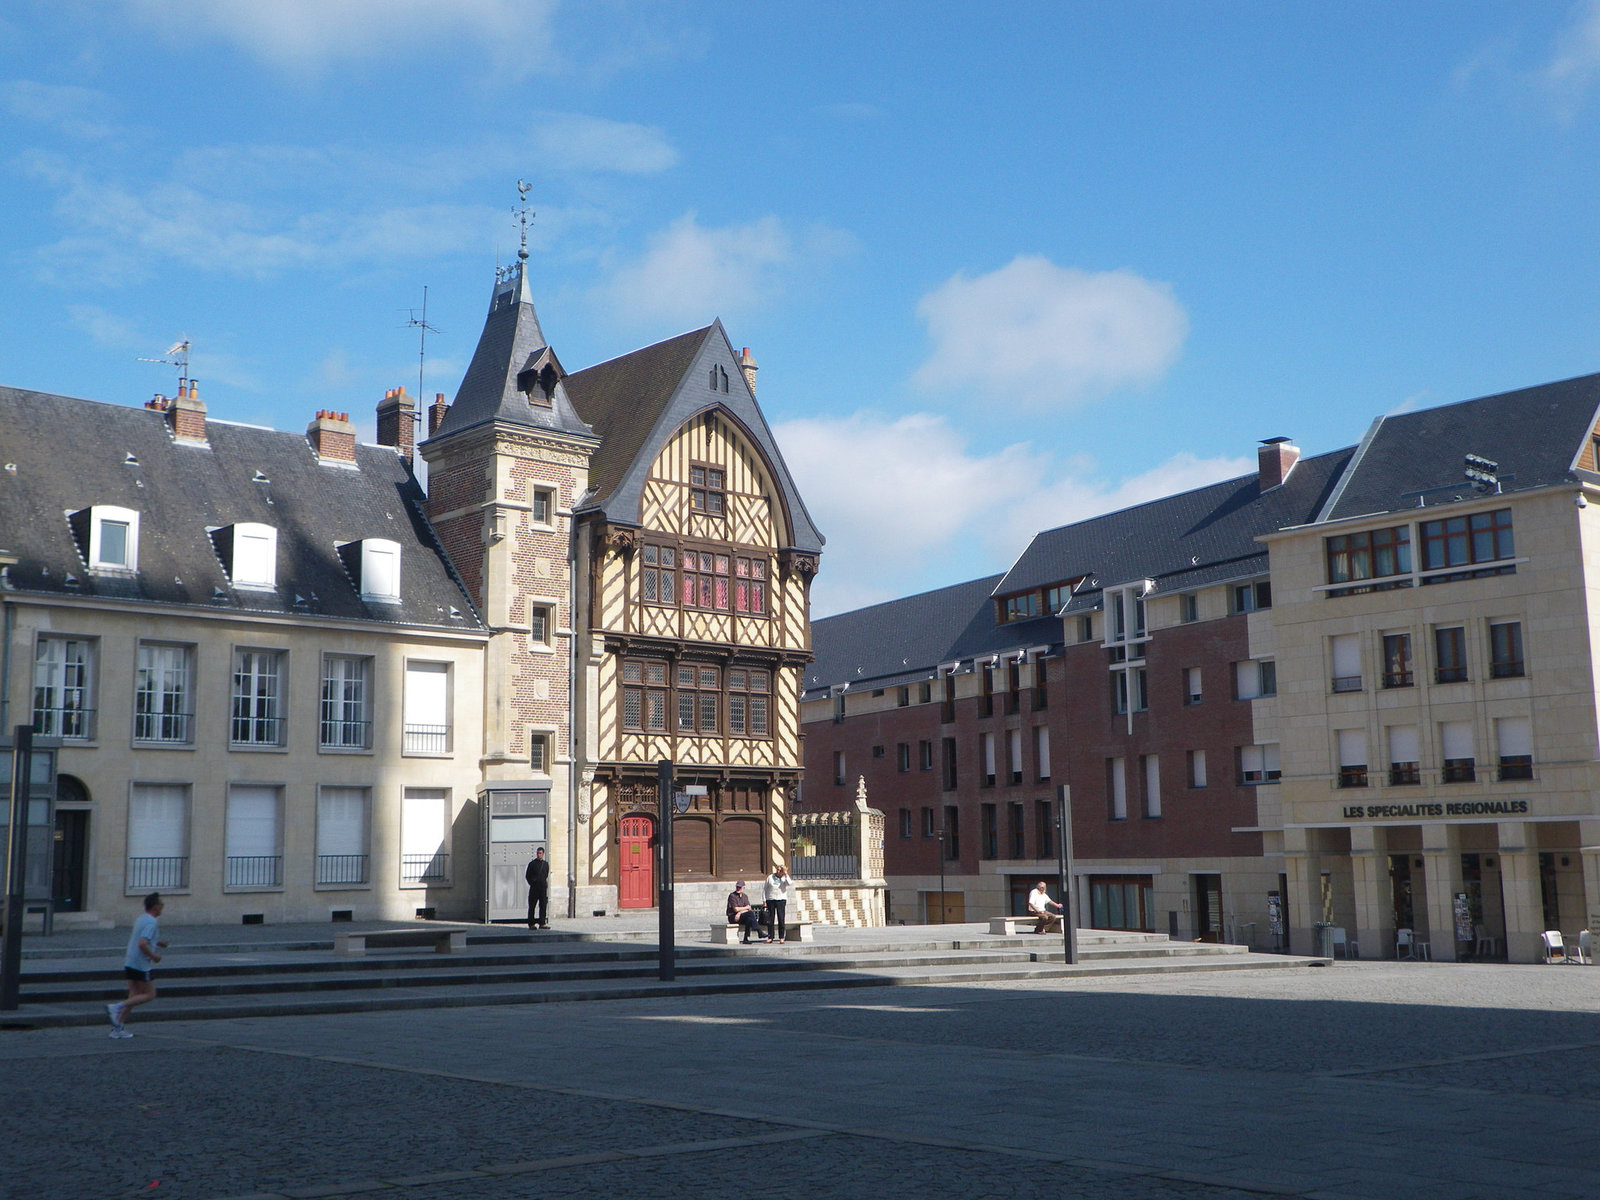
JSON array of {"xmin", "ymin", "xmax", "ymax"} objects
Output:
[{"xmin": 526, "ymin": 847, "xmax": 550, "ymax": 929}]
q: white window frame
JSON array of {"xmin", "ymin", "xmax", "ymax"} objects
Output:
[
  {"xmin": 225, "ymin": 784, "xmax": 283, "ymax": 890},
  {"xmin": 83, "ymin": 505, "xmax": 140, "ymax": 571},
  {"xmin": 1035, "ymin": 726, "xmax": 1051, "ymax": 781},
  {"xmin": 33, "ymin": 635, "xmax": 96, "ymax": 740},
  {"xmin": 1108, "ymin": 756, "xmax": 1127, "ymax": 820},
  {"xmin": 230, "ymin": 649, "xmax": 285, "ymax": 748},
  {"xmin": 1188, "ymin": 749, "xmax": 1207, "ymax": 788},
  {"xmin": 127, "ymin": 783, "xmax": 191, "ymax": 892},
  {"xmin": 134, "ymin": 642, "xmax": 194, "ymax": 744},
  {"xmin": 1142, "ymin": 754, "xmax": 1161, "ymax": 818},
  {"xmin": 400, "ymin": 788, "xmax": 452, "ymax": 887},
  {"xmin": 402, "ymin": 660, "xmax": 452, "ymax": 755},
  {"xmin": 320, "ymin": 654, "xmax": 373, "ymax": 751},
  {"xmin": 229, "ymin": 523, "xmax": 278, "ymax": 589},
  {"xmin": 316, "ymin": 785, "xmax": 371, "ymax": 888},
  {"xmin": 358, "ymin": 538, "xmax": 402, "ymax": 603}
]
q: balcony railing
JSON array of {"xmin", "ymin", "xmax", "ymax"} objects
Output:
[
  {"xmin": 32, "ymin": 705, "xmax": 95, "ymax": 739},
  {"xmin": 1435, "ymin": 666, "xmax": 1468, "ymax": 684},
  {"xmin": 1382, "ymin": 671, "xmax": 1413, "ymax": 689},
  {"xmin": 225, "ymin": 855, "xmax": 283, "ymax": 888},
  {"xmin": 1442, "ymin": 759, "xmax": 1476, "ymax": 783},
  {"xmin": 403, "ymin": 724, "xmax": 451, "ymax": 754},
  {"xmin": 1337, "ymin": 766, "xmax": 1368, "ymax": 789},
  {"xmin": 317, "ymin": 854, "xmax": 370, "ymax": 886},
  {"xmin": 1489, "ymin": 661, "xmax": 1524, "ymax": 679},
  {"xmin": 320, "ymin": 718, "xmax": 372, "ymax": 750},
  {"xmin": 128, "ymin": 856, "xmax": 188, "ymax": 889},
  {"xmin": 401, "ymin": 852, "xmax": 451, "ymax": 885},
  {"xmin": 1498, "ymin": 757, "xmax": 1534, "ymax": 781},
  {"xmin": 1331, "ymin": 676, "xmax": 1362, "ymax": 693},
  {"xmin": 230, "ymin": 714, "xmax": 284, "ymax": 747},
  {"xmin": 134, "ymin": 710, "xmax": 193, "ymax": 744},
  {"xmin": 1389, "ymin": 763, "xmax": 1421, "ymax": 786}
]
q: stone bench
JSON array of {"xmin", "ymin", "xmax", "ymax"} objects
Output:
[
  {"xmin": 709, "ymin": 920, "xmax": 813, "ymax": 944},
  {"xmin": 333, "ymin": 928, "xmax": 466, "ymax": 956},
  {"xmin": 988, "ymin": 915, "xmax": 1059, "ymax": 936}
]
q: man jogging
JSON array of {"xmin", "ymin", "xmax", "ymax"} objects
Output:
[{"xmin": 107, "ymin": 892, "xmax": 167, "ymax": 1038}]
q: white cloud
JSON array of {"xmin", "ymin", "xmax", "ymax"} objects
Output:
[
  {"xmin": 1, "ymin": 80, "xmax": 116, "ymax": 140},
  {"xmin": 122, "ymin": 0, "xmax": 555, "ymax": 77},
  {"xmin": 775, "ymin": 408, "xmax": 1250, "ymax": 617},
  {"xmin": 529, "ymin": 113, "xmax": 678, "ymax": 175},
  {"xmin": 913, "ymin": 255, "xmax": 1188, "ymax": 412},
  {"xmin": 1545, "ymin": 0, "xmax": 1600, "ymax": 117},
  {"xmin": 595, "ymin": 213, "xmax": 849, "ymax": 328}
]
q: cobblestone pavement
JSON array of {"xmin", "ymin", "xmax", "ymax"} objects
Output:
[{"xmin": 4, "ymin": 962, "xmax": 1597, "ymax": 1200}]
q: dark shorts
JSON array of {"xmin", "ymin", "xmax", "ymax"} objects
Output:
[{"xmin": 123, "ymin": 967, "xmax": 152, "ymax": 983}]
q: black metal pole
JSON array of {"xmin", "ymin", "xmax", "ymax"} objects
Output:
[
  {"xmin": 657, "ymin": 759, "xmax": 674, "ymax": 981},
  {"xmin": 937, "ymin": 825, "xmax": 946, "ymax": 925},
  {"xmin": 1056, "ymin": 784, "xmax": 1077, "ymax": 965},
  {"xmin": 1, "ymin": 726, "xmax": 34, "ymax": 1010}
]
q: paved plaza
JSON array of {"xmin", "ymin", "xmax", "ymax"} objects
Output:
[{"xmin": 3, "ymin": 960, "xmax": 1597, "ymax": 1200}]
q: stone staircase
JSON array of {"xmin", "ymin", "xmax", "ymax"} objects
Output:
[{"xmin": 6, "ymin": 924, "xmax": 1325, "ymax": 1030}]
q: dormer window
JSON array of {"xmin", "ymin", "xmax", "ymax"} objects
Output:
[
  {"xmin": 339, "ymin": 538, "xmax": 402, "ymax": 603},
  {"xmin": 212, "ymin": 522, "xmax": 278, "ymax": 589},
  {"xmin": 70, "ymin": 505, "xmax": 140, "ymax": 572}
]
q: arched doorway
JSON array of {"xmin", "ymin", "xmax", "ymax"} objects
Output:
[
  {"xmin": 54, "ymin": 774, "xmax": 90, "ymax": 913},
  {"xmin": 618, "ymin": 814, "xmax": 655, "ymax": 909}
]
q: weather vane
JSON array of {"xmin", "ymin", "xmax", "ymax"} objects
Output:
[{"xmin": 515, "ymin": 179, "xmax": 533, "ymax": 264}]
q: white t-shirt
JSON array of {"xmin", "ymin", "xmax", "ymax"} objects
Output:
[
  {"xmin": 124, "ymin": 912, "xmax": 160, "ymax": 971},
  {"xmin": 1027, "ymin": 886, "xmax": 1054, "ymax": 915}
]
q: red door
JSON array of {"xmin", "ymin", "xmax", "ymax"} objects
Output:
[{"xmin": 619, "ymin": 815, "xmax": 655, "ymax": 909}]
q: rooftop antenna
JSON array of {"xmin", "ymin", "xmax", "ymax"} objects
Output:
[
  {"xmin": 138, "ymin": 338, "xmax": 191, "ymax": 392},
  {"xmin": 403, "ymin": 287, "xmax": 441, "ymax": 421}
]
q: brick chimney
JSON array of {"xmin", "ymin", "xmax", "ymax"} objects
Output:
[
  {"xmin": 738, "ymin": 347, "xmax": 758, "ymax": 395},
  {"xmin": 146, "ymin": 380, "xmax": 207, "ymax": 444},
  {"xmin": 307, "ymin": 410, "xmax": 357, "ymax": 464},
  {"xmin": 376, "ymin": 386, "xmax": 416, "ymax": 464},
  {"xmin": 1258, "ymin": 437, "xmax": 1300, "ymax": 491},
  {"xmin": 427, "ymin": 392, "xmax": 450, "ymax": 437}
]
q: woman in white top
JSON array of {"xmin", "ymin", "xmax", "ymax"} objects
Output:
[{"xmin": 763, "ymin": 865, "xmax": 794, "ymax": 943}]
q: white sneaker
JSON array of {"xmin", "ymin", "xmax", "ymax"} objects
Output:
[
  {"xmin": 106, "ymin": 1003, "xmax": 124, "ymax": 1029},
  {"xmin": 109, "ymin": 1027, "xmax": 134, "ymax": 1039}
]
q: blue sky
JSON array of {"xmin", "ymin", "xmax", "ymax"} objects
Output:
[{"xmin": 5, "ymin": 2, "xmax": 1600, "ymax": 616}]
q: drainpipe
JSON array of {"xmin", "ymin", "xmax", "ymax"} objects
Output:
[
  {"xmin": 0, "ymin": 552, "xmax": 18, "ymax": 730},
  {"xmin": 566, "ymin": 515, "xmax": 580, "ymax": 919}
]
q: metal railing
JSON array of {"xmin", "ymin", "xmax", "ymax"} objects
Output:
[
  {"xmin": 128, "ymin": 856, "xmax": 188, "ymax": 889},
  {"xmin": 134, "ymin": 710, "xmax": 193, "ymax": 743},
  {"xmin": 403, "ymin": 724, "xmax": 451, "ymax": 754},
  {"xmin": 401, "ymin": 852, "xmax": 450, "ymax": 885},
  {"xmin": 320, "ymin": 718, "xmax": 372, "ymax": 749},
  {"xmin": 791, "ymin": 802, "xmax": 884, "ymax": 882},
  {"xmin": 32, "ymin": 705, "xmax": 95, "ymax": 739},
  {"xmin": 317, "ymin": 854, "xmax": 370, "ymax": 886},
  {"xmin": 230, "ymin": 714, "xmax": 284, "ymax": 747},
  {"xmin": 1331, "ymin": 676, "xmax": 1362, "ymax": 693},
  {"xmin": 225, "ymin": 855, "xmax": 283, "ymax": 888}
]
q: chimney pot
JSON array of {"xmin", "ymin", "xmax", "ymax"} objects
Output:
[
  {"xmin": 307, "ymin": 409, "xmax": 357, "ymax": 464},
  {"xmin": 737, "ymin": 347, "xmax": 758, "ymax": 396},
  {"xmin": 376, "ymin": 384, "xmax": 417, "ymax": 466}
]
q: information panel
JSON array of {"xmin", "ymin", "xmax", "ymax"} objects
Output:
[{"xmin": 482, "ymin": 786, "xmax": 549, "ymax": 923}]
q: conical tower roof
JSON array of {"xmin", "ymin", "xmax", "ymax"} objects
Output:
[{"xmin": 426, "ymin": 261, "xmax": 595, "ymax": 444}]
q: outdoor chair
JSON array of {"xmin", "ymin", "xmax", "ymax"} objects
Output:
[
  {"xmin": 1540, "ymin": 930, "xmax": 1566, "ymax": 963},
  {"xmin": 1332, "ymin": 927, "xmax": 1357, "ymax": 959},
  {"xmin": 1395, "ymin": 928, "xmax": 1414, "ymax": 960},
  {"xmin": 1572, "ymin": 930, "xmax": 1591, "ymax": 965},
  {"xmin": 1473, "ymin": 924, "xmax": 1498, "ymax": 959}
]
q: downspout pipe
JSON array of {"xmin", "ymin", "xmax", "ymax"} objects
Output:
[{"xmin": 566, "ymin": 516, "xmax": 579, "ymax": 919}]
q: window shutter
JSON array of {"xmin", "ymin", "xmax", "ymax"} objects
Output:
[
  {"xmin": 1440, "ymin": 720, "xmax": 1474, "ymax": 760},
  {"xmin": 1337, "ymin": 729, "xmax": 1366, "ymax": 766},
  {"xmin": 226, "ymin": 786, "xmax": 279, "ymax": 857},
  {"xmin": 1331, "ymin": 635, "xmax": 1360, "ymax": 678},
  {"xmin": 1388, "ymin": 725, "xmax": 1420, "ymax": 763},
  {"xmin": 1495, "ymin": 717, "xmax": 1531, "ymax": 758}
]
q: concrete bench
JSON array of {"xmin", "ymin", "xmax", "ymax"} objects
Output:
[
  {"xmin": 988, "ymin": 915, "xmax": 1059, "ymax": 936},
  {"xmin": 709, "ymin": 920, "xmax": 813, "ymax": 944},
  {"xmin": 333, "ymin": 928, "xmax": 466, "ymax": 956}
]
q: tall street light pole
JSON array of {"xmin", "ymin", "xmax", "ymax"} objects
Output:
[
  {"xmin": 1056, "ymin": 784, "xmax": 1077, "ymax": 965},
  {"xmin": 936, "ymin": 821, "xmax": 946, "ymax": 925}
]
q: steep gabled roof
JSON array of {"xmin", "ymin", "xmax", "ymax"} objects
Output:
[
  {"xmin": 564, "ymin": 320, "xmax": 824, "ymax": 554},
  {"xmin": 0, "ymin": 387, "xmax": 483, "ymax": 630},
  {"xmin": 427, "ymin": 265, "xmax": 596, "ymax": 444},
  {"xmin": 1317, "ymin": 372, "xmax": 1600, "ymax": 523}
]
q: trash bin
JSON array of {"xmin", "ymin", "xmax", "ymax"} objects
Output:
[{"xmin": 1311, "ymin": 922, "xmax": 1335, "ymax": 958}]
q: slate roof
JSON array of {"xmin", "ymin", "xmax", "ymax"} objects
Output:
[
  {"xmin": 997, "ymin": 447, "xmax": 1354, "ymax": 598},
  {"xmin": 0, "ymin": 387, "xmax": 483, "ymax": 630},
  {"xmin": 563, "ymin": 320, "xmax": 824, "ymax": 554},
  {"xmin": 803, "ymin": 575, "xmax": 1006, "ymax": 697},
  {"xmin": 428, "ymin": 265, "xmax": 596, "ymax": 444},
  {"xmin": 1317, "ymin": 372, "xmax": 1600, "ymax": 523}
]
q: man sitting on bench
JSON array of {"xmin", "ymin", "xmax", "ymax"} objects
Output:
[
  {"xmin": 727, "ymin": 881, "xmax": 768, "ymax": 944},
  {"xmin": 1028, "ymin": 880, "xmax": 1065, "ymax": 934}
]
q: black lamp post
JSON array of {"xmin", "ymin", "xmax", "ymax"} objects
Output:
[{"xmin": 936, "ymin": 821, "xmax": 947, "ymax": 925}]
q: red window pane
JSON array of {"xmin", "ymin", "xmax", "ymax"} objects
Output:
[
  {"xmin": 736, "ymin": 581, "xmax": 749, "ymax": 613},
  {"xmin": 751, "ymin": 583, "xmax": 765, "ymax": 614},
  {"xmin": 715, "ymin": 578, "xmax": 729, "ymax": 610},
  {"xmin": 736, "ymin": 558, "xmax": 750, "ymax": 577},
  {"xmin": 715, "ymin": 555, "xmax": 730, "ymax": 574},
  {"xmin": 682, "ymin": 574, "xmax": 696, "ymax": 606}
]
